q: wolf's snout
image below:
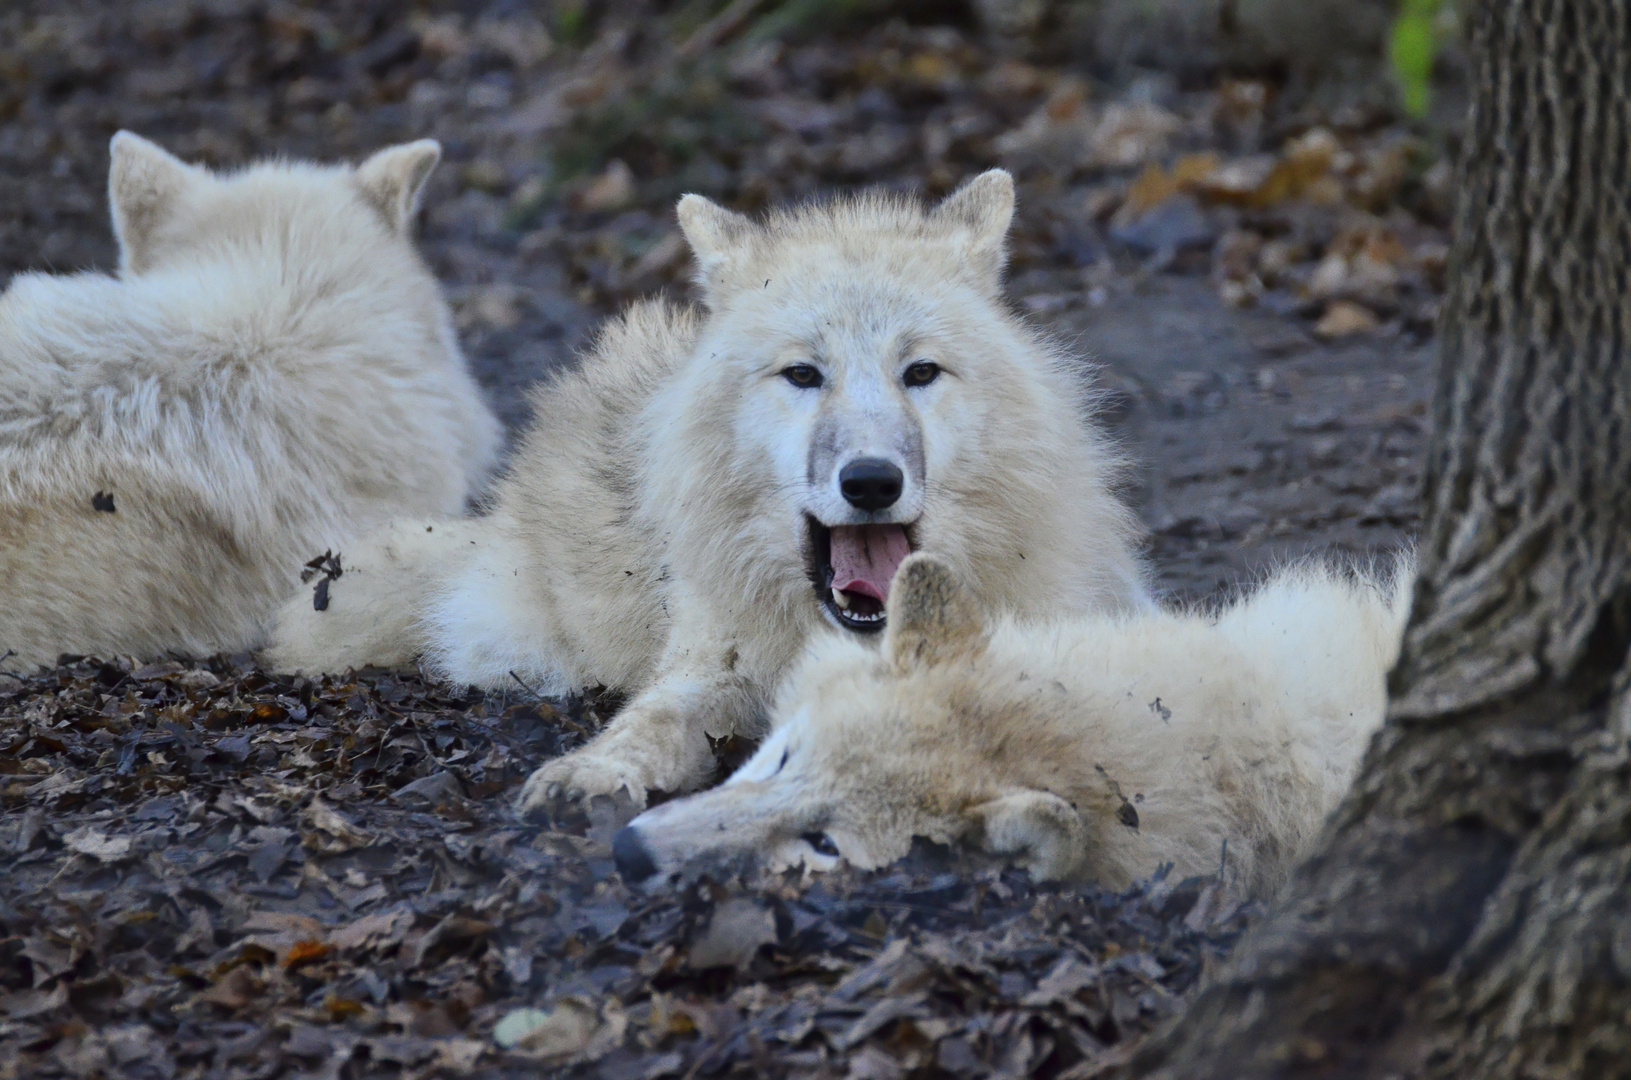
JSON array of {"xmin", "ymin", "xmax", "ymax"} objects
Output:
[
  {"xmin": 839, "ymin": 458, "xmax": 903, "ymax": 511},
  {"xmin": 612, "ymin": 825, "xmax": 658, "ymax": 884}
]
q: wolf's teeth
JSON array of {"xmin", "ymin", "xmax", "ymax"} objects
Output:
[{"xmin": 831, "ymin": 587, "xmax": 850, "ymax": 610}]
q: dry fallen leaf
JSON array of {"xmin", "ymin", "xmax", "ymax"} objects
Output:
[
  {"xmin": 1314, "ymin": 301, "xmax": 1381, "ymax": 339},
  {"xmin": 1090, "ymin": 103, "xmax": 1182, "ymax": 169},
  {"xmin": 1218, "ymin": 277, "xmax": 1261, "ymax": 308},
  {"xmin": 432, "ymin": 1038, "xmax": 488, "ymax": 1075},
  {"xmin": 1170, "ymin": 152, "xmax": 1222, "ymax": 187},
  {"xmin": 575, "ymin": 159, "xmax": 636, "ymax": 213},
  {"xmin": 458, "ymin": 283, "xmax": 526, "ymax": 331},
  {"xmin": 846, "ymin": 1044, "xmax": 910, "ymax": 1080},
  {"xmin": 331, "ymin": 909, "xmax": 415, "ymax": 953},
  {"xmin": 1306, "ymin": 225, "xmax": 1408, "ymax": 306},
  {"xmin": 63, "ymin": 826, "xmax": 132, "ymax": 862},
  {"xmin": 0, "ymin": 984, "xmax": 68, "ymax": 1020},
  {"xmin": 198, "ymin": 966, "xmax": 263, "ymax": 1011},
  {"xmin": 1193, "ymin": 154, "xmax": 1278, "ymax": 205},
  {"xmin": 493, "ymin": 1007, "xmax": 553, "ymax": 1049},
  {"xmin": 413, "ymin": 913, "xmax": 494, "ymax": 968},
  {"xmin": 302, "ymin": 797, "xmax": 371, "ymax": 852},
  {"xmin": 283, "ymin": 940, "xmax": 331, "ymax": 968},
  {"xmin": 325, "ymin": 995, "xmax": 367, "ymax": 1021},
  {"xmin": 493, "ymin": 998, "xmax": 627, "ymax": 1063},
  {"xmin": 1119, "ymin": 163, "xmax": 1182, "ymax": 218}
]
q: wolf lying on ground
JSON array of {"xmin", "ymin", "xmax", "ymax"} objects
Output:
[
  {"xmin": 0, "ymin": 132, "xmax": 501, "ymax": 669},
  {"xmin": 615, "ymin": 553, "xmax": 1410, "ymax": 898},
  {"xmin": 265, "ymin": 170, "xmax": 1150, "ymax": 811}
]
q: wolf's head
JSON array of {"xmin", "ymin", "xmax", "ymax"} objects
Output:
[
  {"xmin": 614, "ymin": 553, "xmax": 1095, "ymax": 885},
  {"xmin": 108, "ymin": 131, "xmax": 443, "ymax": 276},
  {"xmin": 648, "ymin": 173, "xmax": 1144, "ymax": 642}
]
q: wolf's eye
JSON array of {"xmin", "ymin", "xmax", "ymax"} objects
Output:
[
  {"xmin": 903, "ymin": 360, "xmax": 941, "ymax": 387},
  {"xmin": 781, "ymin": 364, "xmax": 823, "ymax": 389},
  {"xmin": 802, "ymin": 832, "xmax": 840, "ymax": 857}
]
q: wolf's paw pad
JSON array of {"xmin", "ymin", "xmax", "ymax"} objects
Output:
[{"xmin": 517, "ymin": 754, "xmax": 650, "ymax": 816}]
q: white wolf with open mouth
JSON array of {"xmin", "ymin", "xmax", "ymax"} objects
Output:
[
  {"xmin": 615, "ymin": 553, "xmax": 1410, "ymax": 898},
  {"xmin": 265, "ymin": 170, "xmax": 1148, "ymax": 809},
  {"xmin": 0, "ymin": 133, "xmax": 500, "ymax": 669}
]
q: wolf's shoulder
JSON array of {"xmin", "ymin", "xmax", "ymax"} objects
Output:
[{"xmin": 529, "ymin": 298, "xmax": 700, "ymax": 412}]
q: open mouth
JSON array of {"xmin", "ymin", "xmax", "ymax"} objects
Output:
[{"xmin": 805, "ymin": 515, "xmax": 914, "ymax": 634}]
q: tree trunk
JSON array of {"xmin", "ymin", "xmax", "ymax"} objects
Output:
[{"xmin": 1121, "ymin": 1, "xmax": 1631, "ymax": 1076}]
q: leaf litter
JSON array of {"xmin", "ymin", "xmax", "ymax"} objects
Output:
[{"xmin": 0, "ymin": 655, "xmax": 1254, "ymax": 1078}]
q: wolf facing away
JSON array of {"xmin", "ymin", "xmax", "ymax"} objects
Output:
[
  {"xmin": 615, "ymin": 553, "xmax": 1411, "ymax": 898},
  {"xmin": 265, "ymin": 170, "xmax": 1150, "ymax": 810},
  {"xmin": 0, "ymin": 132, "xmax": 501, "ymax": 669}
]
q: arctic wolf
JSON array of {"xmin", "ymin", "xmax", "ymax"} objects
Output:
[
  {"xmin": 0, "ymin": 132, "xmax": 501, "ymax": 669},
  {"xmin": 266, "ymin": 170, "xmax": 1149, "ymax": 809},
  {"xmin": 615, "ymin": 553, "xmax": 1410, "ymax": 898}
]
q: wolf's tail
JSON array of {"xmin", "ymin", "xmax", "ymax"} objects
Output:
[
  {"xmin": 1224, "ymin": 550, "xmax": 1412, "ymax": 661},
  {"xmin": 260, "ymin": 517, "xmax": 486, "ymax": 675},
  {"xmin": 1213, "ymin": 549, "xmax": 1415, "ymax": 768}
]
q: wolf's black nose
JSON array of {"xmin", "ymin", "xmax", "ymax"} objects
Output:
[
  {"xmin": 612, "ymin": 826, "xmax": 658, "ymax": 884},
  {"xmin": 840, "ymin": 458, "xmax": 903, "ymax": 510}
]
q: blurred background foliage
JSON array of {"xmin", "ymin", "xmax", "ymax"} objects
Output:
[
  {"xmin": 0, "ymin": 0, "xmax": 1468, "ymax": 378},
  {"xmin": 1389, "ymin": 0, "xmax": 1454, "ymax": 117},
  {"xmin": 506, "ymin": 0, "xmax": 1466, "ymax": 222}
]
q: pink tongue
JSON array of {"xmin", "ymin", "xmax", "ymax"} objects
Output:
[{"xmin": 829, "ymin": 525, "xmax": 911, "ymax": 604}]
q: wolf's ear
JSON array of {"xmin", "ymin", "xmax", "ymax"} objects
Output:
[
  {"xmin": 884, "ymin": 553, "xmax": 986, "ymax": 671},
  {"xmin": 677, "ymin": 194, "xmax": 756, "ymax": 307},
  {"xmin": 109, "ymin": 132, "xmax": 204, "ymax": 274},
  {"xmin": 967, "ymin": 790, "xmax": 1086, "ymax": 881},
  {"xmin": 355, "ymin": 140, "xmax": 442, "ymax": 234},
  {"xmin": 931, "ymin": 170, "xmax": 1015, "ymax": 294}
]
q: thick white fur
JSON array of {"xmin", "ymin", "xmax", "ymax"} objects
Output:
[
  {"xmin": 266, "ymin": 171, "xmax": 1149, "ymax": 808},
  {"xmin": 0, "ymin": 133, "xmax": 500, "ymax": 669},
  {"xmin": 622, "ymin": 553, "xmax": 1413, "ymax": 898}
]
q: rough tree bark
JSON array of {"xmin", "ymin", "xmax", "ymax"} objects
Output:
[{"xmin": 1121, "ymin": 1, "xmax": 1631, "ymax": 1076}]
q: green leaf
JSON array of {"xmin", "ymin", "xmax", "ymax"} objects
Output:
[{"xmin": 1389, "ymin": 0, "xmax": 1445, "ymax": 118}]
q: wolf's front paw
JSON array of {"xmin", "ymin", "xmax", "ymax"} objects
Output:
[{"xmin": 517, "ymin": 751, "xmax": 652, "ymax": 817}]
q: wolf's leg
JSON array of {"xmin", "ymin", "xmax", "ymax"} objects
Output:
[
  {"xmin": 261, "ymin": 517, "xmax": 480, "ymax": 673},
  {"xmin": 418, "ymin": 524, "xmax": 588, "ymax": 693},
  {"xmin": 516, "ymin": 634, "xmax": 760, "ymax": 811}
]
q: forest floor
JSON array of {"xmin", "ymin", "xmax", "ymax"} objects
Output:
[{"xmin": 1, "ymin": 2, "xmax": 1444, "ymax": 1077}]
